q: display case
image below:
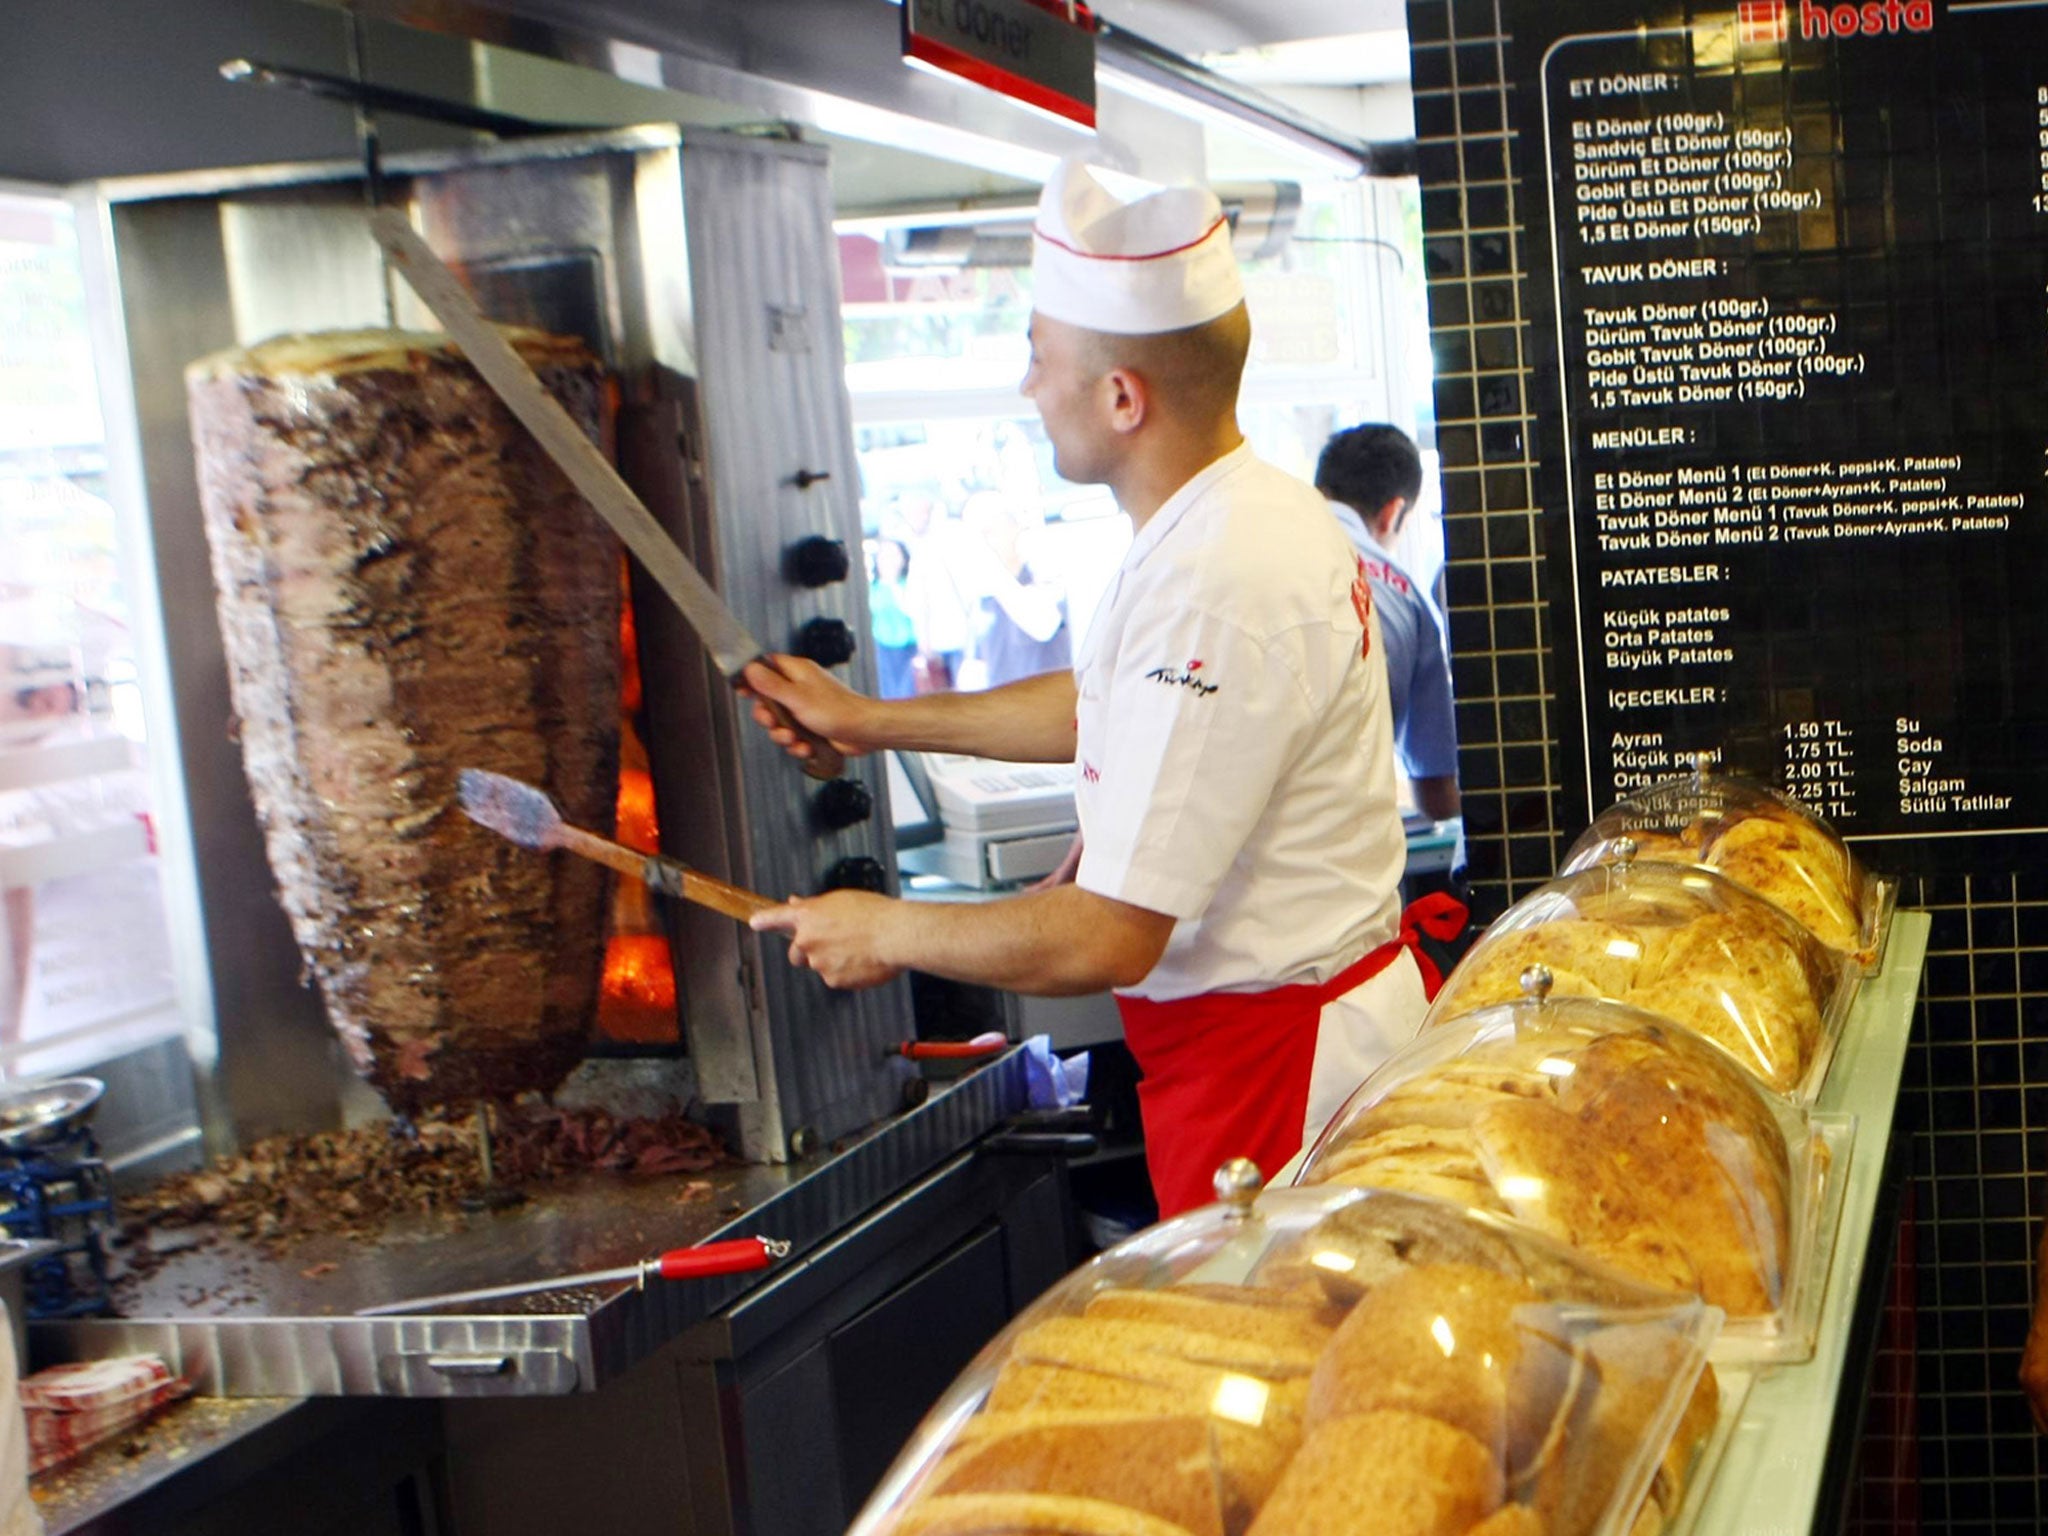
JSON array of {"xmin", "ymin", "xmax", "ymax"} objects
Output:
[
  {"xmin": 1296, "ymin": 987, "xmax": 1850, "ymax": 1363},
  {"xmin": 1560, "ymin": 768, "xmax": 1895, "ymax": 974},
  {"xmin": 849, "ymin": 1179, "xmax": 1724, "ymax": 1536},
  {"xmin": 1425, "ymin": 861, "xmax": 1857, "ymax": 1101}
]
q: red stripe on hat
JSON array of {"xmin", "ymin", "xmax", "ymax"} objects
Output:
[{"xmin": 1032, "ymin": 212, "xmax": 1230, "ymax": 263}]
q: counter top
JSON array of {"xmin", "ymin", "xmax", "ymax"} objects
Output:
[
  {"xmin": 1690, "ymin": 909, "xmax": 1928, "ymax": 1536},
  {"xmin": 32, "ymin": 1396, "xmax": 299, "ymax": 1535}
]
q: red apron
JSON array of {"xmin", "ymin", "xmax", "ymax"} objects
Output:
[{"xmin": 1116, "ymin": 893, "xmax": 1467, "ymax": 1219}]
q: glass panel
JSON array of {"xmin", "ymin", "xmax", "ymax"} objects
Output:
[{"xmin": 0, "ymin": 190, "xmax": 183, "ymax": 1079}]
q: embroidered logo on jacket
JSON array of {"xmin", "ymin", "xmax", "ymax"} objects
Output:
[
  {"xmin": 1146, "ymin": 658, "xmax": 1219, "ymax": 697},
  {"xmin": 1351, "ymin": 560, "xmax": 1374, "ymax": 659}
]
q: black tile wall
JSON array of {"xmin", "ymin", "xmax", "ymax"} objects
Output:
[
  {"xmin": 1405, "ymin": 1, "xmax": 2041, "ymax": 1527},
  {"xmin": 1407, "ymin": 0, "xmax": 1556, "ymax": 926},
  {"xmin": 1899, "ymin": 871, "xmax": 2048, "ymax": 1530}
]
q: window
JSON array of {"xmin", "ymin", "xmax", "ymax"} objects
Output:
[
  {"xmin": 837, "ymin": 177, "xmax": 1440, "ymax": 698},
  {"xmin": 0, "ymin": 188, "xmax": 184, "ymax": 1080}
]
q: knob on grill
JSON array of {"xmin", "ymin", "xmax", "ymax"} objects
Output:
[
  {"xmin": 813, "ymin": 778, "xmax": 873, "ymax": 831},
  {"xmin": 821, "ymin": 856, "xmax": 887, "ymax": 893},
  {"xmin": 794, "ymin": 617, "xmax": 857, "ymax": 667},
  {"xmin": 784, "ymin": 536, "xmax": 851, "ymax": 588}
]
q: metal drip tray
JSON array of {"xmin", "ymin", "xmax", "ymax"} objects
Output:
[{"xmin": 34, "ymin": 1052, "xmax": 1029, "ymax": 1398}]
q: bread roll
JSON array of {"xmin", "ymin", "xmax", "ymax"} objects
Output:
[
  {"xmin": 1311, "ymin": 1125, "xmax": 1501, "ymax": 1209},
  {"xmin": 1704, "ymin": 813, "xmax": 1861, "ymax": 955},
  {"xmin": 1565, "ymin": 1041, "xmax": 1791, "ymax": 1315},
  {"xmin": 987, "ymin": 1364, "xmax": 1188, "ymax": 1418},
  {"xmin": 928, "ymin": 1415, "xmax": 1225, "ymax": 1536},
  {"xmin": 1465, "ymin": 1506, "xmax": 1548, "ymax": 1536},
  {"xmin": 1437, "ymin": 920, "xmax": 1649, "ymax": 1016},
  {"xmin": 1167, "ymin": 1280, "xmax": 1349, "ymax": 1331},
  {"xmin": 993, "ymin": 1327, "xmax": 1308, "ymax": 1432},
  {"xmin": 1626, "ymin": 910, "xmax": 1821, "ymax": 1092},
  {"xmin": 895, "ymin": 1492, "xmax": 1200, "ymax": 1536},
  {"xmin": 1606, "ymin": 828, "xmax": 1699, "ymax": 864},
  {"xmin": 1245, "ymin": 1411, "xmax": 1502, "ymax": 1536},
  {"xmin": 1080, "ymin": 1288, "xmax": 1335, "ymax": 1361},
  {"xmin": 1470, "ymin": 1101, "xmax": 1700, "ymax": 1297},
  {"xmin": 1532, "ymin": 1324, "xmax": 1716, "ymax": 1536},
  {"xmin": 1319, "ymin": 1155, "xmax": 1503, "ymax": 1211},
  {"xmin": 1253, "ymin": 1195, "xmax": 1526, "ymax": 1307},
  {"xmin": 949, "ymin": 1409, "xmax": 1295, "ymax": 1529},
  {"xmin": 1306, "ymin": 1263, "xmax": 1576, "ymax": 1477},
  {"xmin": 1014, "ymin": 1316, "xmax": 1318, "ymax": 1381}
]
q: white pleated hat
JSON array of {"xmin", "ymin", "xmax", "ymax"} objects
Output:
[{"xmin": 1030, "ymin": 158, "xmax": 1244, "ymax": 335}]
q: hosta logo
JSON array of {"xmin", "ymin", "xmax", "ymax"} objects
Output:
[{"xmin": 1800, "ymin": 0, "xmax": 1933, "ymax": 36}]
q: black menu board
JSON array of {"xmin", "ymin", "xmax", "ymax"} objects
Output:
[{"xmin": 1510, "ymin": 0, "xmax": 2048, "ymax": 857}]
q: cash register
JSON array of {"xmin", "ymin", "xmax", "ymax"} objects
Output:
[{"xmin": 886, "ymin": 750, "xmax": 1077, "ymax": 890}]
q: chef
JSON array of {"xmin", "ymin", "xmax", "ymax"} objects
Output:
[{"xmin": 745, "ymin": 159, "xmax": 1457, "ymax": 1215}]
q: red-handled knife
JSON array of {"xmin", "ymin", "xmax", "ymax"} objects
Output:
[{"xmin": 355, "ymin": 1236, "xmax": 791, "ymax": 1316}]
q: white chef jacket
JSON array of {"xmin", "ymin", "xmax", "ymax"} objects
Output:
[{"xmin": 1072, "ymin": 442, "xmax": 1408, "ymax": 1001}]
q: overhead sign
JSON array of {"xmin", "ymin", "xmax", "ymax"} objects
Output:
[{"xmin": 902, "ymin": 0, "xmax": 1098, "ymax": 129}]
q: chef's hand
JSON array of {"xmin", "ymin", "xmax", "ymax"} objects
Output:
[
  {"xmin": 739, "ymin": 656, "xmax": 879, "ymax": 763},
  {"xmin": 749, "ymin": 892, "xmax": 903, "ymax": 990}
]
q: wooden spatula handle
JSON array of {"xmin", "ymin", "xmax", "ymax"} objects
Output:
[
  {"xmin": 551, "ymin": 823, "xmax": 650, "ymax": 882},
  {"xmin": 676, "ymin": 867, "xmax": 783, "ymax": 922}
]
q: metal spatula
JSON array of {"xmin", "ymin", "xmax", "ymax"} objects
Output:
[{"xmin": 459, "ymin": 767, "xmax": 780, "ymax": 923}]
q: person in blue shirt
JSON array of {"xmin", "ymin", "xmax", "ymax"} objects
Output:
[
  {"xmin": 865, "ymin": 536, "xmax": 919, "ymax": 700},
  {"xmin": 1316, "ymin": 424, "xmax": 1461, "ymax": 822}
]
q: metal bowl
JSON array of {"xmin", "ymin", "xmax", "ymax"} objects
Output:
[{"xmin": 0, "ymin": 1077, "xmax": 105, "ymax": 1153}]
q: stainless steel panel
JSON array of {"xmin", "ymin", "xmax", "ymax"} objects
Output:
[
  {"xmin": 331, "ymin": 0, "xmax": 1089, "ymax": 182},
  {"xmin": 676, "ymin": 130, "xmax": 913, "ymax": 1158},
  {"xmin": 219, "ymin": 196, "xmax": 389, "ymax": 338},
  {"xmin": 82, "ymin": 191, "xmax": 356, "ymax": 1149}
]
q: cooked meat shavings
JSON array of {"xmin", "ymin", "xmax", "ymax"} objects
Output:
[{"xmin": 120, "ymin": 1103, "xmax": 725, "ymax": 1257}]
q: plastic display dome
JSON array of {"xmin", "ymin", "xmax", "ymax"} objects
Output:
[
  {"xmin": 849, "ymin": 1177, "xmax": 1725, "ymax": 1536},
  {"xmin": 1298, "ymin": 986, "xmax": 1851, "ymax": 1362},
  {"xmin": 1561, "ymin": 765, "xmax": 1893, "ymax": 972},
  {"xmin": 1425, "ymin": 860, "xmax": 1858, "ymax": 1100}
]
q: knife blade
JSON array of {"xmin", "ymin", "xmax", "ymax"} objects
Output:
[{"xmin": 368, "ymin": 208, "xmax": 845, "ymax": 780}]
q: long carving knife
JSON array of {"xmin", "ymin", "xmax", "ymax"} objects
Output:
[{"xmin": 368, "ymin": 208, "xmax": 845, "ymax": 780}]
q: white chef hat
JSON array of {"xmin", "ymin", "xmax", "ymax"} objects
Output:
[{"xmin": 1030, "ymin": 158, "xmax": 1244, "ymax": 336}]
